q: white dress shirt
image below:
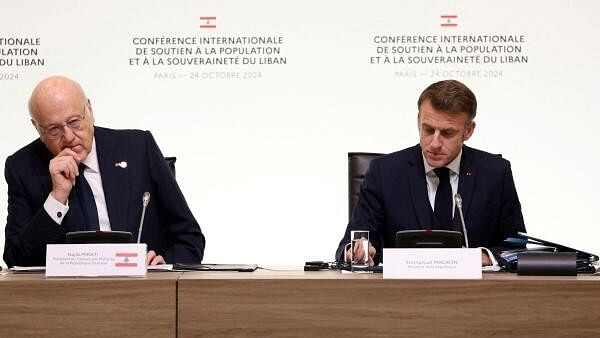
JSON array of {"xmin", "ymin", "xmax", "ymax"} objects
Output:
[{"xmin": 422, "ymin": 150, "xmax": 462, "ymax": 216}]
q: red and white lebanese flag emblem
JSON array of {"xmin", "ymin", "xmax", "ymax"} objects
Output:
[
  {"xmin": 115, "ymin": 252, "xmax": 138, "ymax": 267},
  {"xmin": 440, "ymin": 15, "xmax": 458, "ymax": 27},
  {"xmin": 200, "ymin": 16, "xmax": 217, "ymax": 28}
]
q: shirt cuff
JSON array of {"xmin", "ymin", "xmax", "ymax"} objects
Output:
[
  {"xmin": 480, "ymin": 247, "xmax": 500, "ymax": 269},
  {"xmin": 44, "ymin": 194, "xmax": 69, "ymax": 225}
]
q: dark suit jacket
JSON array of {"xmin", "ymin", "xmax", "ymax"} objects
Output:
[
  {"xmin": 4, "ymin": 126, "xmax": 205, "ymax": 267},
  {"xmin": 336, "ymin": 144, "xmax": 525, "ymax": 263}
]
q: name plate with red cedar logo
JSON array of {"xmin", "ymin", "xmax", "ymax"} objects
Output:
[{"xmin": 46, "ymin": 244, "xmax": 147, "ymax": 277}]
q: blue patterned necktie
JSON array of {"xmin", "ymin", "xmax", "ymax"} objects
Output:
[{"xmin": 76, "ymin": 164, "xmax": 100, "ymax": 230}]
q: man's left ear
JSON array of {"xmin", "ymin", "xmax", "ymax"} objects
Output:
[
  {"xmin": 463, "ymin": 121, "xmax": 476, "ymax": 141},
  {"xmin": 87, "ymin": 99, "xmax": 95, "ymax": 122}
]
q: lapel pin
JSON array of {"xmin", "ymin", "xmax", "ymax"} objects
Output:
[
  {"xmin": 115, "ymin": 161, "xmax": 128, "ymax": 168},
  {"xmin": 466, "ymin": 172, "xmax": 472, "ymax": 176}
]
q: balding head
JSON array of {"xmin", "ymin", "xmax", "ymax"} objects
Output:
[
  {"xmin": 29, "ymin": 76, "xmax": 95, "ymax": 158},
  {"xmin": 29, "ymin": 76, "xmax": 87, "ymax": 120}
]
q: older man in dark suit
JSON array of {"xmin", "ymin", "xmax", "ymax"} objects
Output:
[
  {"xmin": 336, "ymin": 80, "xmax": 525, "ymax": 266},
  {"xmin": 4, "ymin": 76, "xmax": 205, "ymax": 267}
]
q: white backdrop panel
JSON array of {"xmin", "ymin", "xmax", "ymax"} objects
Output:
[{"xmin": 0, "ymin": 0, "xmax": 598, "ymax": 266}]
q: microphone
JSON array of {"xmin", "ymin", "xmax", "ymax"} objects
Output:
[
  {"xmin": 137, "ymin": 192, "xmax": 150, "ymax": 243},
  {"xmin": 454, "ymin": 193, "xmax": 469, "ymax": 248}
]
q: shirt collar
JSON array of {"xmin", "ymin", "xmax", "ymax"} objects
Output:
[
  {"xmin": 81, "ymin": 137, "xmax": 99, "ymax": 173},
  {"xmin": 423, "ymin": 149, "xmax": 462, "ymax": 176}
]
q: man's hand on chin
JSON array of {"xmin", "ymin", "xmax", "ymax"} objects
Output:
[{"xmin": 49, "ymin": 148, "xmax": 81, "ymax": 204}]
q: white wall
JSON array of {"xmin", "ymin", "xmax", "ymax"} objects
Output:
[{"xmin": 1, "ymin": 0, "xmax": 599, "ymax": 267}]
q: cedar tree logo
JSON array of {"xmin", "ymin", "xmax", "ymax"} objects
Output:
[
  {"xmin": 200, "ymin": 16, "xmax": 217, "ymax": 29},
  {"xmin": 440, "ymin": 15, "xmax": 458, "ymax": 27},
  {"xmin": 115, "ymin": 252, "xmax": 138, "ymax": 267}
]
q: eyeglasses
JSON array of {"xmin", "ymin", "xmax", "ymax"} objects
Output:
[{"xmin": 36, "ymin": 104, "xmax": 88, "ymax": 140}]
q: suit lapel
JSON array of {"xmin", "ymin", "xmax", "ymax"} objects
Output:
[
  {"xmin": 407, "ymin": 145, "xmax": 432, "ymax": 229},
  {"xmin": 95, "ymin": 127, "xmax": 130, "ymax": 230},
  {"xmin": 457, "ymin": 146, "xmax": 476, "ymax": 217}
]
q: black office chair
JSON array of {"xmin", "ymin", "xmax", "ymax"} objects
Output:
[
  {"xmin": 165, "ymin": 156, "xmax": 176, "ymax": 178},
  {"xmin": 348, "ymin": 152, "xmax": 384, "ymax": 220}
]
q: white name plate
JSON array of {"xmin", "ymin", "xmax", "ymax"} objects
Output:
[
  {"xmin": 383, "ymin": 248, "xmax": 482, "ymax": 279},
  {"xmin": 46, "ymin": 243, "xmax": 147, "ymax": 277}
]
